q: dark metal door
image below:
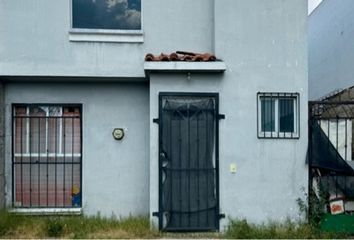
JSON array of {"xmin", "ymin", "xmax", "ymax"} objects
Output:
[{"xmin": 158, "ymin": 93, "xmax": 220, "ymax": 231}]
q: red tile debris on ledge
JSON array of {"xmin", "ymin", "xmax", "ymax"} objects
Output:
[{"xmin": 145, "ymin": 51, "xmax": 217, "ymax": 62}]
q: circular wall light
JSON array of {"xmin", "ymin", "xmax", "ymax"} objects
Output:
[{"xmin": 112, "ymin": 128, "xmax": 125, "ymax": 140}]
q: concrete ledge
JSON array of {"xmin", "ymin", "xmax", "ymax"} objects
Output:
[
  {"xmin": 144, "ymin": 61, "xmax": 227, "ymax": 73},
  {"xmin": 69, "ymin": 29, "xmax": 144, "ymax": 43},
  {"xmin": 1, "ymin": 76, "xmax": 147, "ymax": 82},
  {"xmin": 10, "ymin": 208, "xmax": 82, "ymax": 215}
]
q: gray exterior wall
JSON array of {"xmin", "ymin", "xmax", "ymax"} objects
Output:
[
  {"xmin": 309, "ymin": 0, "xmax": 354, "ymax": 100},
  {"xmin": 4, "ymin": 82, "xmax": 150, "ymax": 217},
  {"xmin": 150, "ymin": 0, "xmax": 308, "ymax": 228},
  {"xmin": 0, "ymin": 0, "xmax": 307, "ymax": 228},
  {"xmin": 0, "ymin": 81, "xmax": 4, "ymax": 209},
  {"xmin": 216, "ymin": 0, "xmax": 308, "ymax": 224},
  {"xmin": 0, "ymin": 0, "xmax": 213, "ymax": 78}
]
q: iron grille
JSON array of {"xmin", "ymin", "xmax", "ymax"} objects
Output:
[
  {"xmin": 309, "ymin": 100, "xmax": 354, "ymax": 218},
  {"xmin": 158, "ymin": 93, "xmax": 220, "ymax": 231},
  {"xmin": 12, "ymin": 104, "xmax": 82, "ymax": 208},
  {"xmin": 257, "ymin": 92, "xmax": 300, "ymax": 139}
]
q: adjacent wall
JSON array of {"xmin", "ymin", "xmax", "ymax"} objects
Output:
[
  {"xmin": 0, "ymin": 81, "xmax": 4, "ymax": 209},
  {"xmin": 309, "ymin": 0, "xmax": 354, "ymax": 100},
  {"xmin": 4, "ymin": 81, "xmax": 150, "ymax": 217}
]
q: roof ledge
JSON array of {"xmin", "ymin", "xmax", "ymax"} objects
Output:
[{"xmin": 144, "ymin": 61, "xmax": 226, "ymax": 73}]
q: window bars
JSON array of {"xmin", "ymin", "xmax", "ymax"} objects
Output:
[
  {"xmin": 309, "ymin": 101, "xmax": 354, "ymax": 216},
  {"xmin": 257, "ymin": 92, "xmax": 300, "ymax": 139},
  {"xmin": 12, "ymin": 105, "xmax": 82, "ymax": 208}
]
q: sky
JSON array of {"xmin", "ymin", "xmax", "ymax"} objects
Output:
[
  {"xmin": 72, "ymin": 0, "xmax": 141, "ymax": 30},
  {"xmin": 308, "ymin": 0, "xmax": 323, "ymax": 15}
]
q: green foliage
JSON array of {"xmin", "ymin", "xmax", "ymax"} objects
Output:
[
  {"xmin": 224, "ymin": 219, "xmax": 347, "ymax": 239},
  {"xmin": 0, "ymin": 211, "xmax": 159, "ymax": 238},
  {"xmin": 0, "ymin": 211, "xmax": 46, "ymax": 238},
  {"xmin": 296, "ymin": 186, "xmax": 327, "ymax": 226},
  {"xmin": 46, "ymin": 218, "xmax": 64, "ymax": 237},
  {"xmin": 0, "ymin": 210, "xmax": 23, "ymax": 236},
  {"xmin": 0, "ymin": 209, "xmax": 349, "ymax": 238}
]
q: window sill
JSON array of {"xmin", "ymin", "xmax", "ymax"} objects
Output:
[
  {"xmin": 258, "ymin": 132, "xmax": 299, "ymax": 139},
  {"xmin": 69, "ymin": 29, "xmax": 144, "ymax": 43},
  {"xmin": 10, "ymin": 208, "xmax": 82, "ymax": 215}
]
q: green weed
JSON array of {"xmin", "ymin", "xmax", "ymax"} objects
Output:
[
  {"xmin": 0, "ymin": 210, "xmax": 349, "ymax": 238},
  {"xmin": 224, "ymin": 218, "xmax": 347, "ymax": 239}
]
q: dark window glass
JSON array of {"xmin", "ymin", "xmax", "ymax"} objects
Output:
[
  {"xmin": 72, "ymin": 0, "xmax": 141, "ymax": 30},
  {"xmin": 279, "ymin": 98, "xmax": 294, "ymax": 132},
  {"xmin": 261, "ymin": 98, "xmax": 275, "ymax": 132}
]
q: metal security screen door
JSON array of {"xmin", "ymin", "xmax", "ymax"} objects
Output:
[{"xmin": 158, "ymin": 93, "xmax": 221, "ymax": 231}]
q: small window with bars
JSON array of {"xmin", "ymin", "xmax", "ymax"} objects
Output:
[
  {"xmin": 257, "ymin": 93, "xmax": 300, "ymax": 139},
  {"xmin": 12, "ymin": 105, "xmax": 82, "ymax": 208}
]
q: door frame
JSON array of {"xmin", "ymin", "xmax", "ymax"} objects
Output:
[{"xmin": 157, "ymin": 92, "xmax": 221, "ymax": 231}]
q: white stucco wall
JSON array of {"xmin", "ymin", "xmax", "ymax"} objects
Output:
[
  {"xmin": 149, "ymin": 0, "xmax": 308, "ymax": 229},
  {"xmin": 0, "ymin": 0, "xmax": 308, "ymax": 230},
  {"xmin": 215, "ymin": 0, "xmax": 308, "ymax": 226},
  {"xmin": 309, "ymin": 0, "xmax": 354, "ymax": 100},
  {"xmin": 4, "ymin": 82, "xmax": 150, "ymax": 217},
  {"xmin": 0, "ymin": 0, "xmax": 214, "ymax": 77}
]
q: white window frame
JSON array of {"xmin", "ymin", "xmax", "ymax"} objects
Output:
[
  {"xmin": 12, "ymin": 104, "xmax": 83, "ymax": 211},
  {"xmin": 257, "ymin": 92, "xmax": 300, "ymax": 139},
  {"xmin": 68, "ymin": 0, "xmax": 144, "ymax": 43},
  {"xmin": 14, "ymin": 106, "xmax": 81, "ymax": 158},
  {"xmin": 10, "ymin": 208, "xmax": 82, "ymax": 215}
]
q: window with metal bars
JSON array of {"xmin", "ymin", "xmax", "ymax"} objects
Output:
[
  {"xmin": 12, "ymin": 105, "xmax": 82, "ymax": 208},
  {"xmin": 257, "ymin": 92, "xmax": 300, "ymax": 139}
]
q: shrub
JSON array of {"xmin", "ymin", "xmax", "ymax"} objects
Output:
[
  {"xmin": 296, "ymin": 186, "xmax": 327, "ymax": 227},
  {"xmin": 46, "ymin": 218, "xmax": 65, "ymax": 237}
]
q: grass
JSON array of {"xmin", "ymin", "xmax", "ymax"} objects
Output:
[
  {"xmin": 224, "ymin": 219, "xmax": 348, "ymax": 239},
  {"xmin": 0, "ymin": 210, "xmax": 350, "ymax": 239},
  {"xmin": 0, "ymin": 211, "xmax": 160, "ymax": 239}
]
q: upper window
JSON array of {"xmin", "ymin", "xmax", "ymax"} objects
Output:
[
  {"xmin": 72, "ymin": 0, "xmax": 141, "ymax": 30},
  {"xmin": 257, "ymin": 92, "xmax": 300, "ymax": 139},
  {"xmin": 13, "ymin": 105, "xmax": 82, "ymax": 208}
]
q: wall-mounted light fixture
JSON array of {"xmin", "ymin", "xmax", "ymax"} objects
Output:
[{"xmin": 112, "ymin": 128, "xmax": 125, "ymax": 140}]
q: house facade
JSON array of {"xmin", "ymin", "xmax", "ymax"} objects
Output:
[{"xmin": 0, "ymin": 0, "xmax": 308, "ymax": 231}]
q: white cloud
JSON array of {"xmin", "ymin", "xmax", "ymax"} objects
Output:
[
  {"xmin": 106, "ymin": 0, "xmax": 127, "ymax": 9},
  {"xmin": 106, "ymin": 0, "xmax": 141, "ymax": 29},
  {"xmin": 115, "ymin": 9, "xmax": 141, "ymax": 29}
]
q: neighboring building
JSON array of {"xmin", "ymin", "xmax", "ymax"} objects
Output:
[
  {"xmin": 309, "ymin": 0, "xmax": 354, "ymax": 100},
  {"xmin": 0, "ymin": 0, "xmax": 308, "ymax": 231},
  {"xmin": 309, "ymin": 1, "xmax": 354, "ymax": 229}
]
